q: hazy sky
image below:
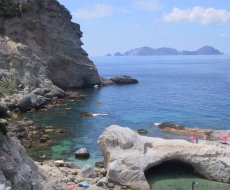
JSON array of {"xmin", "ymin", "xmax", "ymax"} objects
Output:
[{"xmin": 58, "ymin": 0, "xmax": 230, "ymax": 56}]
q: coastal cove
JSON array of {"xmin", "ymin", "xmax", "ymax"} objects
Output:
[
  {"xmin": 25, "ymin": 55, "xmax": 230, "ymax": 160},
  {"xmin": 24, "ymin": 55, "xmax": 230, "ymax": 189}
]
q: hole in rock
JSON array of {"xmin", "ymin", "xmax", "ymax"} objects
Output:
[{"xmin": 145, "ymin": 159, "xmax": 230, "ymax": 190}]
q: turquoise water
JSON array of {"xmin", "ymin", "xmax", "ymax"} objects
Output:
[
  {"xmin": 146, "ymin": 160, "xmax": 230, "ymax": 190},
  {"xmin": 26, "ymin": 55, "xmax": 230, "ymax": 167}
]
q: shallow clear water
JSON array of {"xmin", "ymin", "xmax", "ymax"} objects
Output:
[
  {"xmin": 146, "ymin": 160, "xmax": 230, "ymax": 190},
  {"xmin": 25, "ymin": 55, "xmax": 230, "ymax": 187}
]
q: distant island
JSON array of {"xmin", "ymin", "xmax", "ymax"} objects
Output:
[{"xmin": 108, "ymin": 46, "xmax": 223, "ymax": 56}]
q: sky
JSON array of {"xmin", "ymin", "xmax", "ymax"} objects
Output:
[{"xmin": 58, "ymin": 0, "xmax": 230, "ymax": 56}]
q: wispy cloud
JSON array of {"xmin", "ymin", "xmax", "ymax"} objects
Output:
[
  {"xmin": 132, "ymin": 0, "xmax": 162, "ymax": 12},
  {"xmin": 73, "ymin": 4, "xmax": 112, "ymax": 19},
  {"xmin": 163, "ymin": 6, "xmax": 230, "ymax": 25}
]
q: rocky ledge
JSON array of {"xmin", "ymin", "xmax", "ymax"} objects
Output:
[
  {"xmin": 98, "ymin": 125, "xmax": 230, "ymax": 190},
  {"xmin": 100, "ymin": 76, "xmax": 139, "ymax": 86},
  {"xmin": 156, "ymin": 122, "xmax": 230, "ymax": 140}
]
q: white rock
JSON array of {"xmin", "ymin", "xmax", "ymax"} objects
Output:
[{"xmin": 98, "ymin": 125, "xmax": 230, "ymax": 190}]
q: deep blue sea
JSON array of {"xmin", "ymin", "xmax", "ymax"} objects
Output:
[{"xmin": 26, "ymin": 55, "xmax": 230, "ymax": 167}]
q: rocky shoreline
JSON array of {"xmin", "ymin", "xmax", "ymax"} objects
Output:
[
  {"xmin": 37, "ymin": 160, "xmax": 132, "ymax": 190},
  {"xmin": 155, "ymin": 122, "xmax": 230, "ymax": 141}
]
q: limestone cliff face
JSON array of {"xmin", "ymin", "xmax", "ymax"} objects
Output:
[{"xmin": 0, "ymin": 0, "xmax": 100, "ymax": 91}]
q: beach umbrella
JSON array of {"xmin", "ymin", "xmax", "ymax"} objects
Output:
[{"xmin": 219, "ymin": 135, "xmax": 229, "ymax": 141}]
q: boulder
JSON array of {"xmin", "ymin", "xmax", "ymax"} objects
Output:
[
  {"xmin": 110, "ymin": 76, "xmax": 138, "ymax": 85},
  {"xmin": 0, "ymin": 104, "xmax": 9, "ymax": 117},
  {"xmin": 17, "ymin": 94, "xmax": 50, "ymax": 112},
  {"xmin": 98, "ymin": 125, "xmax": 230, "ymax": 190},
  {"xmin": 32, "ymin": 87, "xmax": 66, "ymax": 99},
  {"xmin": 81, "ymin": 165, "xmax": 97, "ymax": 178},
  {"xmin": 75, "ymin": 148, "xmax": 90, "ymax": 159}
]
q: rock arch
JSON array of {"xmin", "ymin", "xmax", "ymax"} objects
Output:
[{"xmin": 98, "ymin": 125, "xmax": 230, "ymax": 190}]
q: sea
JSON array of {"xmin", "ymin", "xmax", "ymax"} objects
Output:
[{"xmin": 25, "ymin": 55, "xmax": 230, "ymax": 190}]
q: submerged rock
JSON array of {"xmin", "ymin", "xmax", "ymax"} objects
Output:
[
  {"xmin": 80, "ymin": 112, "xmax": 94, "ymax": 118},
  {"xmin": 157, "ymin": 122, "xmax": 185, "ymax": 130},
  {"xmin": 98, "ymin": 125, "xmax": 230, "ymax": 190}
]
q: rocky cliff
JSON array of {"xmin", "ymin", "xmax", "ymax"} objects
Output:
[
  {"xmin": 0, "ymin": 0, "xmax": 100, "ymax": 93},
  {"xmin": 0, "ymin": 129, "xmax": 45, "ymax": 190}
]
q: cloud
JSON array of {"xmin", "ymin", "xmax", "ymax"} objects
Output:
[
  {"xmin": 133, "ymin": 0, "xmax": 162, "ymax": 12},
  {"xmin": 73, "ymin": 4, "xmax": 112, "ymax": 19},
  {"xmin": 163, "ymin": 6, "xmax": 230, "ymax": 25}
]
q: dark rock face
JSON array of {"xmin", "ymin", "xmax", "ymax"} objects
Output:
[
  {"xmin": 0, "ymin": 133, "xmax": 45, "ymax": 189},
  {"xmin": 17, "ymin": 93, "xmax": 49, "ymax": 112},
  {"xmin": 111, "ymin": 76, "xmax": 139, "ymax": 85},
  {"xmin": 0, "ymin": 0, "xmax": 100, "ymax": 92}
]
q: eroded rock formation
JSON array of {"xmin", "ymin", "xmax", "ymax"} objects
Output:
[{"xmin": 98, "ymin": 125, "xmax": 230, "ymax": 190}]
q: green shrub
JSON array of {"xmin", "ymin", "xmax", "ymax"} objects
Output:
[
  {"xmin": 0, "ymin": 0, "xmax": 31, "ymax": 18},
  {"xmin": 0, "ymin": 76, "xmax": 16, "ymax": 96}
]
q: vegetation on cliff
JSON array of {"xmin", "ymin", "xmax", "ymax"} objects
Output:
[{"xmin": 0, "ymin": 0, "xmax": 30, "ymax": 18}]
